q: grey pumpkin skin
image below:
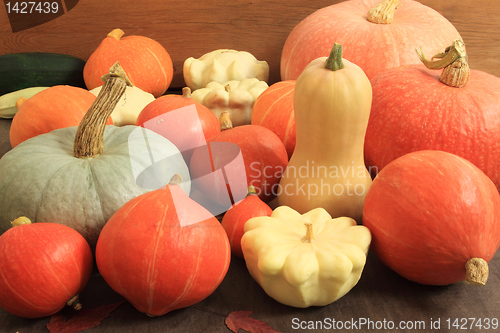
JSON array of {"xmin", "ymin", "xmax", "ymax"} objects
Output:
[{"xmin": 0, "ymin": 63, "xmax": 191, "ymax": 246}]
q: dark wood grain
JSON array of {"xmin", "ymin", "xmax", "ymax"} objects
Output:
[{"xmin": 0, "ymin": 0, "xmax": 499, "ymax": 88}]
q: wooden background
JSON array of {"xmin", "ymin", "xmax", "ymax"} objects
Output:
[{"xmin": 1, "ymin": 0, "xmax": 499, "ymax": 88}]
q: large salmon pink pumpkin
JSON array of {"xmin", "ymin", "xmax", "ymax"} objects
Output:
[
  {"xmin": 251, "ymin": 80, "xmax": 296, "ymax": 159},
  {"xmin": 364, "ymin": 40, "xmax": 500, "ymax": 189},
  {"xmin": 363, "ymin": 150, "xmax": 500, "ymax": 286},
  {"xmin": 0, "ymin": 217, "xmax": 93, "ymax": 318},
  {"xmin": 84, "ymin": 28, "xmax": 173, "ymax": 97},
  {"xmin": 281, "ymin": 0, "xmax": 462, "ymax": 81},
  {"xmin": 95, "ymin": 175, "xmax": 231, "ymax": 317}
]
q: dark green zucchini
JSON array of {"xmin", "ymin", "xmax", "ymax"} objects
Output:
[{"xmin": 0, "ymin": 52, "xmax": 87, "ymax": 95}]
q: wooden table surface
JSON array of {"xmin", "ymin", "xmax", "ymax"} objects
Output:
[{"xmin": 1, "ymin": 0, "xmax": 500, "ymax": 332}]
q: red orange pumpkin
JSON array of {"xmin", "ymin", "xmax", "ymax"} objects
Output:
[
  {"xmin": 363, "ymin": 150, "xmax": 500, "ymax": 286},
  {"xmin": 95, "ymin": 175, "xmax": 231, "ymax": 317},
  {"xmin": 0, "ymin": 217, "xmax": 93, "ymax": 318},
  {"xmin": 364, "ymin": 40, "xmax": 500, "ymax": 189},
  {"xmin": 190, "ymin": 112, "xmax": 288, "ymax": 205},
  {"xmin": 136, "ymin": 87, "xmax": 220, "ymax": 163},
  {"xmin": 251, "ymin": 80, "xmax": 296, "ymax": 159},
  {"xmin": 221, "ymin": 186, "xmax": 272, "ymax": 258},
  {"xmin": 84, "ymin": 28, "xmax": 173, "ymax": 97}
]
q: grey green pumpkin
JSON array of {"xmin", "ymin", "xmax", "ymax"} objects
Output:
[{"xmin": 0, "ymin": 63, "xmax": 190, "ymax": 246}]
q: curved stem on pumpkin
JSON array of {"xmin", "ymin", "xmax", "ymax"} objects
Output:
[
  {"xmin": 465, "ymin": 258, "xmax": 489, "ymax": 286},
  {"xmin": 107, "ymin": 28, "xmax": 125, "ymax": 40},
  {"xmin": 220, "ymin": 111, "xmax": 233, "ymax": 131},
  {"xmin": 367, "ymin": 0, "xmax": 401, "ymax": 24},
  {"xmin": 73, "ymin": 62, "xmax": 132, "ymax": 158},
  {"xmin": 325, "ymin": 43, "xmax": 345, "ymax": 72},
  {"xmin": 416, "ymin": 39, "xmax": 470, "ymax": 88},
  {"xmin": 302, "ymin": 223, "xmax": 314, "ymax": 243}
]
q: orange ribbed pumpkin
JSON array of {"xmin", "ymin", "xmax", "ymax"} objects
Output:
[
  {"xmin": 84, "ymin": 28, "xmax": 173, "ymax": 97},
  {"xmin": 251, "ymin": 80, "xmax": 296, "ymax": 159},
  {"xmin": 9, "ymin": 85, "xmax": 113, "ymax": 148}
]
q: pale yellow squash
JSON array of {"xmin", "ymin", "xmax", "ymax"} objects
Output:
[{"xmin": 277, "ymin": 43, "xmax": 372, "ymax": 223}]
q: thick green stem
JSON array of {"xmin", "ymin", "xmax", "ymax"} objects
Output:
[{"xmin": 325, "ymin": 43, "xmax": 345, "ymax": 71}]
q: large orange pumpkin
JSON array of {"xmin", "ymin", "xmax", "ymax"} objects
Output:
[
  {"xmin": 364, "ymin": 40, "xmax": 500, "ymax": 189},
  {"xmin": 9, "ymin": 85, "xmax": 113, "ymax": 148},
  {"xmin": 251, "ymin": 80, "xmax": 296, "ymax": 159},
  {"xmin": 281, "ymin": 0, "xmax": 462, "ymax": 81},
  {"xmin": 84, "ymin": 28, "xmax": 173, "ymax": 97},
  {"xmin": 363, "ymin": 150, "xmax": 500, "ymax": 286}
]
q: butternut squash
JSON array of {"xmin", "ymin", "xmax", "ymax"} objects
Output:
[{"xmin": 277, "ymin": 43, "xmax": 372, "ymax": 223}]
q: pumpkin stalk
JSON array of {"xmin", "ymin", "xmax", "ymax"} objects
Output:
[
  {"xmin": 325, "ymin": 43, "xmax": 345, "ymax": 71},
  {"xmin": 182, "ymin": 87, "xmax": 192, "ymax": 98},
  {"xmin": 416, "ymin": 39, "xmax": 470, "ymax": 88},
  {"xmin": 11, "ymin": 216, "xmax": 31, "ymax": 227},
  {"xmin": 465, "ymin": 258, "xmax": 489, "ymax": 286},
  {"xmin": 302, "ymin": 223, "xmax": 314, "ymax": 243},
  {"xmin": 220, "ymin": 111, "xmax": 233, "ymax": 131},
  {"xmin": 66, "ymin": 294, "xmax": 83, "ymax": 311},
  {"xmin": 73, "ymin": 62, "xmax": 132, "ymax": 158},
  {"xmin": 107, "ymin": 28, "xmax": 125, "ymax": 40},
  {"xmin": 367, "ymin": 0, "xmax": 401, "ymax": 24}
]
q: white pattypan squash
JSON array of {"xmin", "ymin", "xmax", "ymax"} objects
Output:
[
  {"xmin": 90, "ymin": 85, "xmax": 155, "ymax": 126},
  {"xmin": 241, "ymin": 206, "xmax": 371, "ymax": 308},
  {"xmin": 183, "ymin": 49, "xmax": 269, "ymax": 91},
  {"xmin": 190, "ymin": 78, "xmax": 268, "ymax": 126}
]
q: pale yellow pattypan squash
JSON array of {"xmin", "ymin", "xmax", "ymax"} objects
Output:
[
  {"xmin": 90, "ymin": 85, "xmax": 155, "ymax": 126},
  {"xmin": 183, "ymin": 49, "xmax": 269, "ymax": 91},
  {"xmin": 241, "ymin": 206, "xmax": 371, "ymax": 308},
  {"xmin": 190, "ymin": 78, "xmax": 268, "ymax": 126}
]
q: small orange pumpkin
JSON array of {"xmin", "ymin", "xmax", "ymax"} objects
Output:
[
  {"xmin": 251, "ymin": 80, "xmax": 296, "ymax": 159},
  {"xmin": 84, "ymin": 28, "xmax": 173, "ymax": 97},
  {"xmin": 10, "ymin": 85, "xmax": 112, "ymax": 148}
]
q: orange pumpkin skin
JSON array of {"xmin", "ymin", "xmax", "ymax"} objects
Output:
[
  {"xmin": 9, "ymin": 85, "xmax": 112, "ymax": 148},
  {"xmin": 364, "ymin": 65, "xmax": 500, "ymax": 189},
  {"xmin": 251, "ymin": 80, "xmax": 295, "ymax": 159},
  {"xmin": 190, "ymin": 124, "xmax": 289, "ymax": 204},
  {"xmin": 95, "ymin": 182, "xmax": 231, "ymax": 317},
  {"xmin": 362, "ymin": 150, "xmax": 500, "ymax": 285},
  {"xmin": 281, "ymin": 0, "xmax": 461, "ymax": 81},
  {"xmin": 84, "ymin": 29, "xmax": 173, "ymax": 98},
  {"xmin": 221, "ymin": 188, "xmax": 272, "ymax": 258},
  {"xmin": 0, "ymin": 222, "xmax": 93, "ymax": 318},
  {"xmin": 136, "ymin": 90, "xmax": 221, "ymax": 163}
]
